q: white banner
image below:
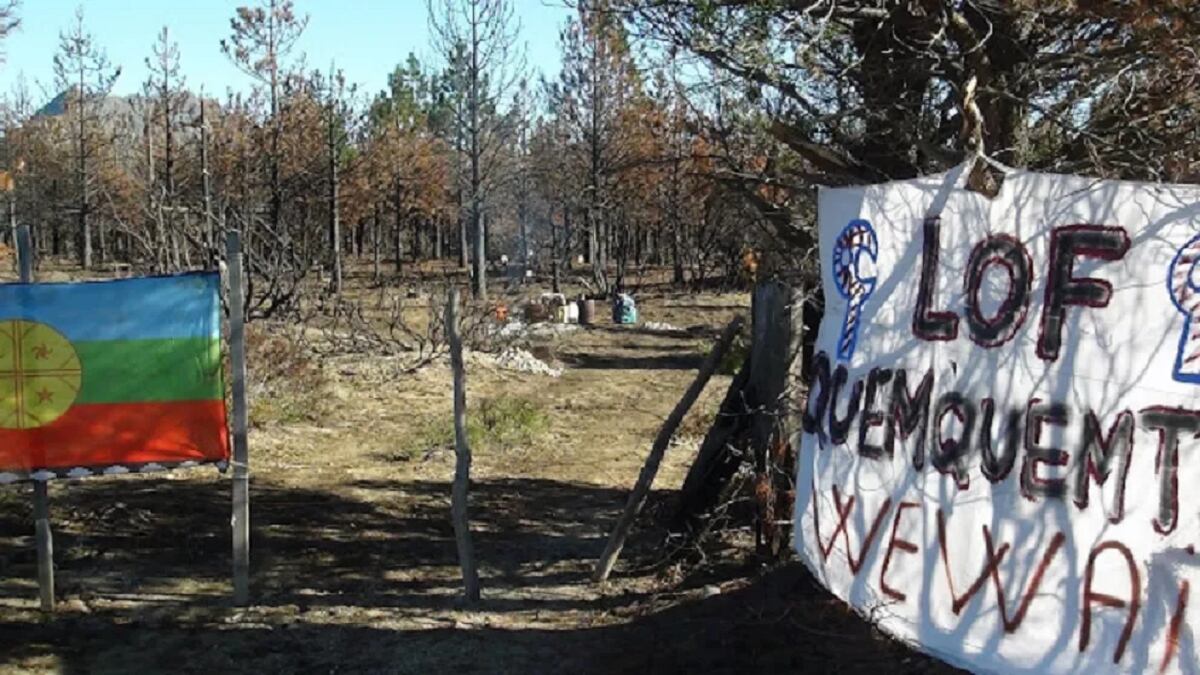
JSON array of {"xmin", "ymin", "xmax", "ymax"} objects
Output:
[{"xmin": 795, "ymin": 164, "xmax": 1200, "ymax": 673}]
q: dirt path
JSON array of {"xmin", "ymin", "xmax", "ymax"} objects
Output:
[{"xmin": 0, "ymin": 291, "xmax": 955, "ymax": 674}]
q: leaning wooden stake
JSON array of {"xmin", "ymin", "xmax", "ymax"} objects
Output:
[
  {"xmin": 17, "ymin": 225, "xmax": 54, "ymax": 613},
  {"xmin": 593, "ymin": 315, "xmax": 745, "ymax": 583},
  {"xmin": 446, "ymin": 288, "xmax": 481, "ymax": 602},
  {"xmin": 227, "ymin": 231, "xmax": 251, "ymax": 606}
]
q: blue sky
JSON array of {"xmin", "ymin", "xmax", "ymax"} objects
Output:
[{"xmin": 0, "ymin": 0, "xmax": 571, "ymax": 106}]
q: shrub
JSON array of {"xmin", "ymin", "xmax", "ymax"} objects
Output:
[
  {"xmin": 243, "ymin": 324, "xmax": 333, "ymax": 426},
  {"xmin": 468, "ymin": 395, "xmax": 548, "ymax": 450},
  {"xmin": 406, "ymin": 394, "xmax": 548, "ymax": 456}
]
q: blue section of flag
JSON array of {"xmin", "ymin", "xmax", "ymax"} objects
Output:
[{"xmin": 0, "ymin": 273, "xmax": 220, "ymax": 342}]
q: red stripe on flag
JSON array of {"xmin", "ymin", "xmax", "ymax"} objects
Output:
[{"xmin": 0, "ymin": 400, "xmax": 230, "ymax": 472}]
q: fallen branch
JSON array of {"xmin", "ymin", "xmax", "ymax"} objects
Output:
[{"xmin": 593, "ymin": 315, "xmax": 745, "ymax": 583}]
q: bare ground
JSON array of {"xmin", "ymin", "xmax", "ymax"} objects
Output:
[{"xmin": 0, "ymin": 272, "xmax": 956, "ymax": 674}]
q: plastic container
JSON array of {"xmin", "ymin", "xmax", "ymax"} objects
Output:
[{"xmin": 613, "ymin": 293, "xmax": 637, "ymax": 324}]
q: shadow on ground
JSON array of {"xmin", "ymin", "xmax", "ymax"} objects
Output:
[
  {"xmin": 0, "ymin": 476, "xmax": 957, "ymax": 674},
  {"xmin": 0, "ymin": 477, "xmax": 645, "ymax": 611},
  {"xmin": 556, "ymin": 352, "xmax": 705, "ymax": 371}
]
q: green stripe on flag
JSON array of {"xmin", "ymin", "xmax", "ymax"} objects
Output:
[{"xmin": 73, "ymin": 338, "xmax": 223, "ymax": 404}]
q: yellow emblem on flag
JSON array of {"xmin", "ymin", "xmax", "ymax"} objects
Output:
[{"xmin": 0, "ymin": 320, "xmax": 82, "ymax": 429}]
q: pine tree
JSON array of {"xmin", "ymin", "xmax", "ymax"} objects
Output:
[
  {"xmin": 428, "ymin": 0, "xmax": 525, "ymax": 300},
  {"xmin": 52, "ymin": 7, "xmax": 119, "ymax": 269},
  {"xmin": 221, "ymin": 0, "xmax": 308, "ymax": 251},
  {"xmin": 143, "ymin": 26, "xmax": 188, "ymax": 271},
  {"xmin": 552, "ymin": 0, "xmax": 641, "ymax": 293}
]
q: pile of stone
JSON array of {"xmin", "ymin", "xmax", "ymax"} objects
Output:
[
  {"xmin": 490, "ymin": 347, "xmax": 563, "ymax": 377},
  {"xmin": 642, "ymin": 321, "xmax": 682, "ymax": 333},
  {"xmin": 493, "ymin": 321, "xmax": 579, "ymax": 339}
]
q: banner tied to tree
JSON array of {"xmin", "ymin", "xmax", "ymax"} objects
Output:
[
  {"xmin": 0, "ymin": 273, "xmax": 229, "ymax": 481},
  {"xmin": 796, "ymin": 163, "xmax": 1199, "ymax": 674}
]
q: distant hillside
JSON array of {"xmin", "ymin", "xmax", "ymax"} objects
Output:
[
  {"xmin": 33, "ymin": 90, "xmax": 209, "ymax": 143},
  {"xmin": 34, "ymin": 90, "xmax": 70, "ymax": 117}
]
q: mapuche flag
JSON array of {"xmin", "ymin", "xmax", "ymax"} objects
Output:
[{"xmin": 0, "ymin": 273, "xmax": 230, "ymax": 476}]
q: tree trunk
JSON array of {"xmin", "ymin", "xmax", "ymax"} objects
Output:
[
  {"xmin": 7, "ymin": 194, "xmax": 15, "ymax": 268},
  {"xmin": 328, "ymin": 112, "xmax": 342, "ymax": 296},
  {"xmin": 269, "ymin": 46, "xmax": 284, "ymax": 258},
  {"xmin": 373, "ymin": 203, "xmax": 381, "ymax": 282},
  {"xmin": 77, "ymin": 79, "xmax": 91, "ymax": 270},
  {"xmin": 97, "ymin": 217, "xmax": 107, "ymax": 266},
  {"xmin": 519, "ymin": 203, "xmax": 529, "ymax": 273},
  {"xmin": 471, "ymin": 206, "xmax": 485, "ymax": 299},
  {"xmin": 413, "ymin": 217, "xmax": 423, "ymax": 262},
  {"xmin": 458, "ymin": 201, "xmax": 469, "ymax": 270},
  {"xmin": 200, "ymin": 99, "xmax": 214, "ymax": 265},
  {"xmin": 468, "ymin": 3, "xmax": 486, "ymax": 300},
  {"xmin": 394, "ymin": 215, "xmax": 403, "ymax": 275},
  {"xmin": 146, "ymin": 116, "xmax": 162, "ymax": 272},
  {"xmin": 672, "ymin": 219, "xmax": 685, "ymax": 285},
  {"xmin": 551, "ymin": 207, "xmax": 561, "ymax": 294},
  {"xmin": 622, "ymin": 220, "xmax": 630, "ymax": 283},
  {"xmin": 587, "ymin": 211, "xmax": 597, "ymax": 267},
  {"xmin": 482, "ymin": 210, "xmax": 490, "ymax": 264},
  {"xmin": 52, "ymin": 216, "xmax": 62, "ymax": 257},
  {"xmin": 634, "ymin": 224, "xmax": 643, "ymax": 269},
  {"xmin": 563, "ymin": 207, "xmax": 573, "ymax": 267}
]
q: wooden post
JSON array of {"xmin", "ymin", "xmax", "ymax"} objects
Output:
[
  {"xmin": 18, "ymin": 225, "xmax": 53, "ymax": 610},
  {"xmin": 748, "ymin": 282, "xmax": 805, "ymax": 557},
  {"xmin": 32, "ymin": 481, "xmax": 53, "ymax": 612},
  {"xmin": 593, "ymin": 315, "xmax": 744, "ymax": 583},
  {"xmin": 226, "ymin": 230, "xmax": 251, "ymax": 606},
  {"xmin": 17, "ymin": 225, "xmax": 54, "ymax": 613},
  {"xmin": 446, "ymin": 288, "xmax": 481, "ymax": 602}
]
